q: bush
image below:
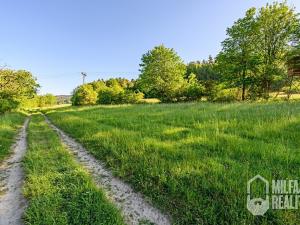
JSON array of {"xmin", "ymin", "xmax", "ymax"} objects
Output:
[
  {"xmin": 184, "ymin": 83, "xmax": 205, "ymax": 101},
  {"xmin": 72, "ymin": 79, "xmax": 144, "ymax": 106},
  {"xmin": 97, "ymin": 88, "xmax": 116, "ymax": 104},
  {"xmin": 98, "ymin": 88, "xmax": 144, "ymax": 105},
  {"xmin": 0, "ymin": 93, "xmax": 19, "ymax": 113},
  {"xmin": 121, "ymin": 91, "xmax": 144, "ymax": 104},
  {"xmin": 213, "ymin": 87, "xmax": 239, "ymax": 102},
  {"xmin": 71, "ymin": 84, "xmax": 98, "ymax": 106}
]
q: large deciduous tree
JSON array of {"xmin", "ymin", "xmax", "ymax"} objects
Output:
[
  {"xmin": 138, "ymin": 45, "xmax": 186, "ymax": 102},
  {"xmin": 257, "ymin": 2, "xmax": 300, "ymax": 97},
  {"xmin": 216, "ymin": 8, "xmax": 260, "ymax": 100},
  {"xmin": 217, "ymin": 2, "xmax": 300, "ymax": 100},
  {"xmin": 0, "ymin": 69, "xmax": 39, "ymax": 98},
  {"xmin": 0, "ymin": 69, "xmax": 39, "ymax": 112}
]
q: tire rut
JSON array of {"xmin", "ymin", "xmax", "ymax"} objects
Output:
[{"xmin": 0, "ymin": 118, "xmax": 29, "ymax": 225}]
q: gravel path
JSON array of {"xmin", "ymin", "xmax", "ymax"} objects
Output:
[
  {"xmin": 0, "ymin": 118, "xmax": 29, "ymax": 225},
  {"xmin": 45, "ymin": 116, "xmax": 171, "ymax": 225}
]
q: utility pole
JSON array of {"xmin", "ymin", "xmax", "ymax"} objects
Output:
[{"xmin": 81, "ymin": 72, "xmax": 87, "ymax": 85}]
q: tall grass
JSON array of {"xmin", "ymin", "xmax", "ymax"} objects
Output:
[
  {"xmin": 23, "ymin": 115, "xmax": 125, "ymax": 225},
  {"xmin": 0, "ymin": 112, "xmax": 25, "ymax": 162},
  {"xmin": 47, "ymin": 102, "xmax": 300, "ymax": 224}
]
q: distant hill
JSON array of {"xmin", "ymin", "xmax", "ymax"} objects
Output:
[{"xmin": 56, "ymin": 95, "xmax": 71, "ymax": 104}]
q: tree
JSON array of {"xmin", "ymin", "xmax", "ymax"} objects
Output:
[
  {"xmin": 216, "ymin": 2, "xmax": 300, "ymax": 100},
  {"xmin": 286, "ymin": 43, "xmax": 300, "ymax": 99},
  {"xmin": 0, "ymin": 92, "xmax": 19, "ymax": 113},
  {"xmin": 216, "ymin": 8, "xmax": 259, "ymax": 100},
  {"xmin": 0, "ymin": 69, "xmax": 39, "ymax": 98},
  {"xmin": 138, "ymin": 45, "xmax": 186, "ymax": 102},
  {"xmin": 97, "ymin": 83, "xmax": 123, "ymax": 104},
  {"xmin": 71, "ymin": 84, "xmax": 97, "ymax": 106},
  {"xmin": 186, "ymin": 56, "xmax": 219, "ymax": 81},
  {"xmin": 183, "ymin": 73, "xmax": 205, "ymax": 101},
  {"xmin": 186, "ymin": 57, "xmax": 220, "ymax": 98},
  {"xmin": 287, "ymin": 45, "xmax": 300, "ymax": 75},
  {"xmin": 73, "ymin": 78, "xmax": 144, "ymax": 105},
  {"xmin": 90, "ymin": 80, "xmax": 106, "ymax": 93},
  {"xmin": 38, "ymin": 94, "xmax": 57, "ymax": 107},
  {"xmin": 0, "ymin": 69, "xmax": 39, "ymax": 112},
  {"xmin": 257, "ymin": 2, "xmax": 300, "ymax": 97}
]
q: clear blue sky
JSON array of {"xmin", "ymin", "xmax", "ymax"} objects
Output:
[{"xmin": 0, "ymin": 0, "xmax": 299, "ymax": 95}]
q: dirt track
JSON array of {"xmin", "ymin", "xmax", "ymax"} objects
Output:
[
  {"xmin": 46, "ymin": 116, "xmax": 171, "ymax": 225},
  {"xmin": 0, "ymin": 118, "xmax": 29, "ymax": 225}
]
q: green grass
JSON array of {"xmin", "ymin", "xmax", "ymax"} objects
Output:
[
  {"xmin": 47, "ymin": 102, "xmax": 300, "ymax": 225},
  {"xmin": 0, "ymin": 112, "xmax": 25, "ymax": 162},
  {"xmin": 23, "ymin": 115, "xmax": 125, "ymax": 225}
]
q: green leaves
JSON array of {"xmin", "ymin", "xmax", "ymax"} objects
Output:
[
  {"xmin": 0, "ymin": 69, "xmax": 39, "ymax": 112},
  {"xmin": 0, "ymin": 69, "xmax": 39, "ymax": 98},
  {"xmin": 217, "ymin": 2, "xmax": 300, "ymax": 100},
  {"xmin": 72, "ymin": 84, "xmax": 98, "ymax": 106},
  {"xmin": 139, "ymin": 45, "xmax": 186, "ymax": 102}
]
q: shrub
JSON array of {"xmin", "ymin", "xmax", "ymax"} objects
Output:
[
  {"xmin": 183, "ymin": 74, "xmax": 205, "ymax": 101},
  {"xmin": 98, "ymin": 88, "xmax": 144, "ymax": 104},
  {"xmin": 97, "ymin": 88, "xmax": 116, "ymax": 104},
  {"xmin": 71, "ymin": 84, "xmax": 97, "ymax": 106},
  {"xmin": 121, "ymin": 91, "xmax": 144, "ymax": 104},
  {"xmin": 213, "ymin": 87, "xmax": 239, "ymax": 102},
  {"xmin": 0, "ymin": 93, "xmax": 19, "ymax": 113}
]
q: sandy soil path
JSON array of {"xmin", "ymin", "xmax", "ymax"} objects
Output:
[
  {"xmin": 0, "ymin": 118, "xmax": 29, "ymax": 225},
  {"xmin": 45, "ymin": 116, "xmax": 171, "ymax": 225}
]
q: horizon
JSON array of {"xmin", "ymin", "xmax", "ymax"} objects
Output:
[{"xmin": 1, "ymin": 0, "xmax": 299, "ymax": 95}]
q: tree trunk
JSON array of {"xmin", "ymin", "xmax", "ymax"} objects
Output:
[
  {"xmin": 242, "ymin": 83, "xmax": 245, "ymax": 101},
  {"xmin": 242, "ymin": 70, "xmax": 246, "ymax": 101},
  {"xmin": 287, "ymin": 76, "xmax": 294, "ymax": 100}
]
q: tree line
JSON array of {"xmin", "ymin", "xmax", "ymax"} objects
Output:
[
  {"xmin": 71, "ymin": 78, "xmax": 144, "ymax": 105},
  {"xmin": 72, "ymin": 2, "xmax": 300, "ymax": 106}
]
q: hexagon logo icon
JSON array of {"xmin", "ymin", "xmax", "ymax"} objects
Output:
[{"xmin": 247, "ymin": 175, "xmax": 270, "ymax": 216}]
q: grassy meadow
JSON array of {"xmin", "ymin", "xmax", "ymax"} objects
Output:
[
  {"xmin": 46, "ymin": 101, "xmax": 300, "ymax": 224},
  {"xmin": 0, "ymin": 112, "xmax": 25, "ymax": 162},
  {"xmin": 23, "ymin": 115, "xmax": 125, "ymax": 225}
]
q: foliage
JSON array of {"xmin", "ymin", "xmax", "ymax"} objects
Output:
[
  {"xmin": 138, "ymin": 45, "xmax": 186, "ymax": 102},
  {"xmin": 21, "ymin": 94, "xmax": 58, "ymax": 109},
  {"xmin": 98, "ymin": 86, "xmax": 144, "ymax": 104},
  {"xmin": 119, "ymin": 91, "xmax": 144, "ymax": 104},
  {"xmin": 0, "ymin": 69, "xmax": 39, "ymax": 98},
  {"xmin": 23, "ymin": 115, "xmax": 125, "ymax": 225},
  {"xmin": 71, "ymin": 84, "xmax": 98, "ymax": 106},
  {"xmin": 186, "ymin": 57, "xmax": 219, "ymax": 98},
  {"xmin": 287, "ymin": 44, "xmax": 300, "ymax": 74},
  {"xmin": 216, "ymin": 8, "xmax": 259, "ymax": 100},
  {"xmin": 0, "ymin": 69, "xmax": 39, "ymax": 112},
  {"xmin": 0, "ymin": 92, "xmax": 20, "ymax": 113},
  {"xmin": 38, "ymin": 94, "xmax": 57, "ymax": 107},
  {"xmin": 216, "ymin": 2, "xmax": 300, "ymax": 100},
  {"xmin": 181, "ymin": 73, "xmax": 205, "ymax": 101},
  {"xmin": 72, "ymin": 78, "xmax": 144, "ymax": 105},
  {"xmin": 212, "ymin": 87, "xmax": 240, "ymax": 102},
  {"xmin": 257, "ymin": 2, "xmax": 300, "ymax": 96},
  {"xmin": 186, "ymin": 56, "xmax": 219, "ymax": 81},
  {"xmin": 48, "ymin": 101, "xmax": 300, "ymax": 225}
]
